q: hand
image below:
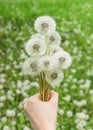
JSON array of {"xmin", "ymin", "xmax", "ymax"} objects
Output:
[{"xmin": 24, "ymin": 90, "xmax": 59, "ymax": 130}]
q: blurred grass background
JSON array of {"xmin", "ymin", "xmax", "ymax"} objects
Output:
[{"xmin": 0, "ymin": 0, "xmax": 93, "ymax": 130}]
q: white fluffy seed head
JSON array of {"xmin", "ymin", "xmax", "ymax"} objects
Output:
[
  {"xmin": 53, "ymin": 51, "xmax": 72, "ymax": 69},
  {"xmin": 75, "ymin": 119, "xmax": 81, "ymax": 124},
  {"xmin": 2, "ymin": 126, "xmax": 10, "ymax": 130},
  {"xmin": 76, "ymin": 123, "xmax": 84, "ymax": 130},
  {"xmin": 23, "ymin": 126, "xmax": 31, "ymax": 130},
  {"xmin": 47, "ymin": 31, "xmax": 61, "ymax": 46},
  {"xmin": 89, "ymin": 89, "xmax": 93, "ymax": 94},
  {"xmin": 66, "ymin": 111, "xmax": 73, "ymax": 117},
  {"xmin": 45, "ymin": 69, "xmax": 64, "ymax": 87},
  {"xmin": 80, "ymin": 120, "xmax": 86, "ymax": 127},
  {"xmin": 6, "ymin": 110, "xmax": 16, "ymax": 117},
  {"xmin": 25, "ymin": 36, "xmax": 46, "ymax": 56},
  {"xmin": 22, "ymin": 57, "xmax": 40, "ymax": 76},
  {"xmin": 76, "ymin": 120, "xmax": 86, "ymax": 129},
  {"xmin": 76, "ymin": 112, "xmax": 89, "ymax": 120},
  {"xmin": 63, "ymin": 95, "xmax": 71, "ymax": 102},
  {"xmin": 39, "ymin": 55, "xmax": 57, "ymax": 71},
  {"xmin": 34, "ymin": 16, "xmax": 56, "ymax": 33},
  {"xmin": 49, "ymin": 45, "xmax": 64, "ymax": 56},
  {"xmin": 1, "ymin": 117, "xmax": 7, "ymax": 123},
  {"xmin": 58, "ymin": 109, "xmax": 64, "ymax": 115}
]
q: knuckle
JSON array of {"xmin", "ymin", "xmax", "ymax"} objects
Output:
[
  {"xmin": 53, "ymin": 99, "xmax": 58, "ymax": 104},
  {"xmin": 28, "ymin": 97, "xmax": 35, "ymax": 103},
  {"xmin": 54, "ymin": 92, "xmax": 59, "ymax": 100},
  {"xmin": 56, "ymin": 92, "xmax": 59, "ymax": 97},
  {"xmin": 24, "ymin": 103, "xmax": 27, "ymax": 110}
]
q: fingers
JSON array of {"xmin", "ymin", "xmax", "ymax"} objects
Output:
[
  {"xmin": 32, "ymin": 93, "xmax": 41, "ymax": 101},
  {"xmin": 24, "ymin": 102, "xmax": 29, "ymax": 114},
  {"xmin": 23, "ymin": 91, "xmax": 59, "ymax": 111},
  {"xmin": 23, "ymin": 93, "xmax": 41, "ymax": 121},
  {"xmin": 49, "ymin": 90, "xmax": 59, "ymax": 105},
  {"xmin": 28, "ymin": 93, "xmax": 41, "ymax": 103},
  {"xmin": 24, "ymin": 102, "xmax": 33, "ymax": 122},
  {"xmin": 24, "ymin": 103, "xmax": 29, "ymax": 117},
  {"xmin": 23, "ymin": 93, "xmax": 41, "ymax": 110}
]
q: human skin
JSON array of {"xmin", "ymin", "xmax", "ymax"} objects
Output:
[{"xmin": 24, "ymin": 90, "xmax": 59, "ymax": 130}]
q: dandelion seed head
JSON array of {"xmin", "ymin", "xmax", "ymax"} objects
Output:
[
  {"xmin": 53, "ymin": 51, "xmax": 72, "ymax": 69},
  {"xmin": 49, "ymin": 45, "xmax": 63, "ymax": 56},
  {"xmin": 6, "ymin": 110, "xmax": 16, "ymax": 117},
  {"xmin": 47, "ymin": 31, "xmax": 61, "ymax": 46},
  {"xmin": 22, "ymin": 57, "xmax": 40, "ymax": 76},
  {"xmin": 2, "ymin": 126, "xmax": 10, "ymax": 130},
  {"xmin": 34, "ymin": 16, "xmax": 56, "ymax": 33},
  {"xmin": 45, "ymin": 69, "xmax": 64, "ymax": 87},
  {"xmin": 66, "ymin": 111, "xmax": 73, "ymax": 117},
  {"xmin": 25, "ymin": 37, "xmax": 46, "ymax": 56},
  {"xmin": 51, "ymin": 72, "xmax": 57, "ymax": 79},
  {"xmin": 39, "ymin": 56, "xmax": 57, "ymax": 71}
]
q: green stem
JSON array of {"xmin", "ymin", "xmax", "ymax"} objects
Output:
[{"xmin": 38, "ymin": 71, "xmax": 51, "ymax": 101}]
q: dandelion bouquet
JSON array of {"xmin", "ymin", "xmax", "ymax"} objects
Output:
[{"xmin": 23, "ymin": 16, "xmax": 72, "ymax": 101}]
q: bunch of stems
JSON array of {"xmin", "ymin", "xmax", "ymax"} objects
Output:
[{"xmin": 38, "ymin": 72, "xmax": 51, "ymax": 101}]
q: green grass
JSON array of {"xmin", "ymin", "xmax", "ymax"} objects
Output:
[
  {"xmin": 0, "ymin": 0, "xmax": 93, "ymax": 130},
  {"xmin": 0, "ymin": 0, "xmax": 93, "ymax": 22}
]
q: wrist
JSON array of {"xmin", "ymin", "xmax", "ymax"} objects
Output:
[
  {"xmin": 38, "ymin": 124, "xmax": 56, "ymax": 130},
  {"xmin": 34, "ymin": 125, "xmax": 56, "ymax": 130}
]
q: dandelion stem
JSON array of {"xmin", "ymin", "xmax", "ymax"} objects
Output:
[{"xmin": 38, "ymin": 71, "xmax": 51, "ymax": 101}]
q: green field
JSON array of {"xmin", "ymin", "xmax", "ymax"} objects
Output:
[{"xmin": 0, "ymin": 0, "xmax": 93, "ymax": 130}]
